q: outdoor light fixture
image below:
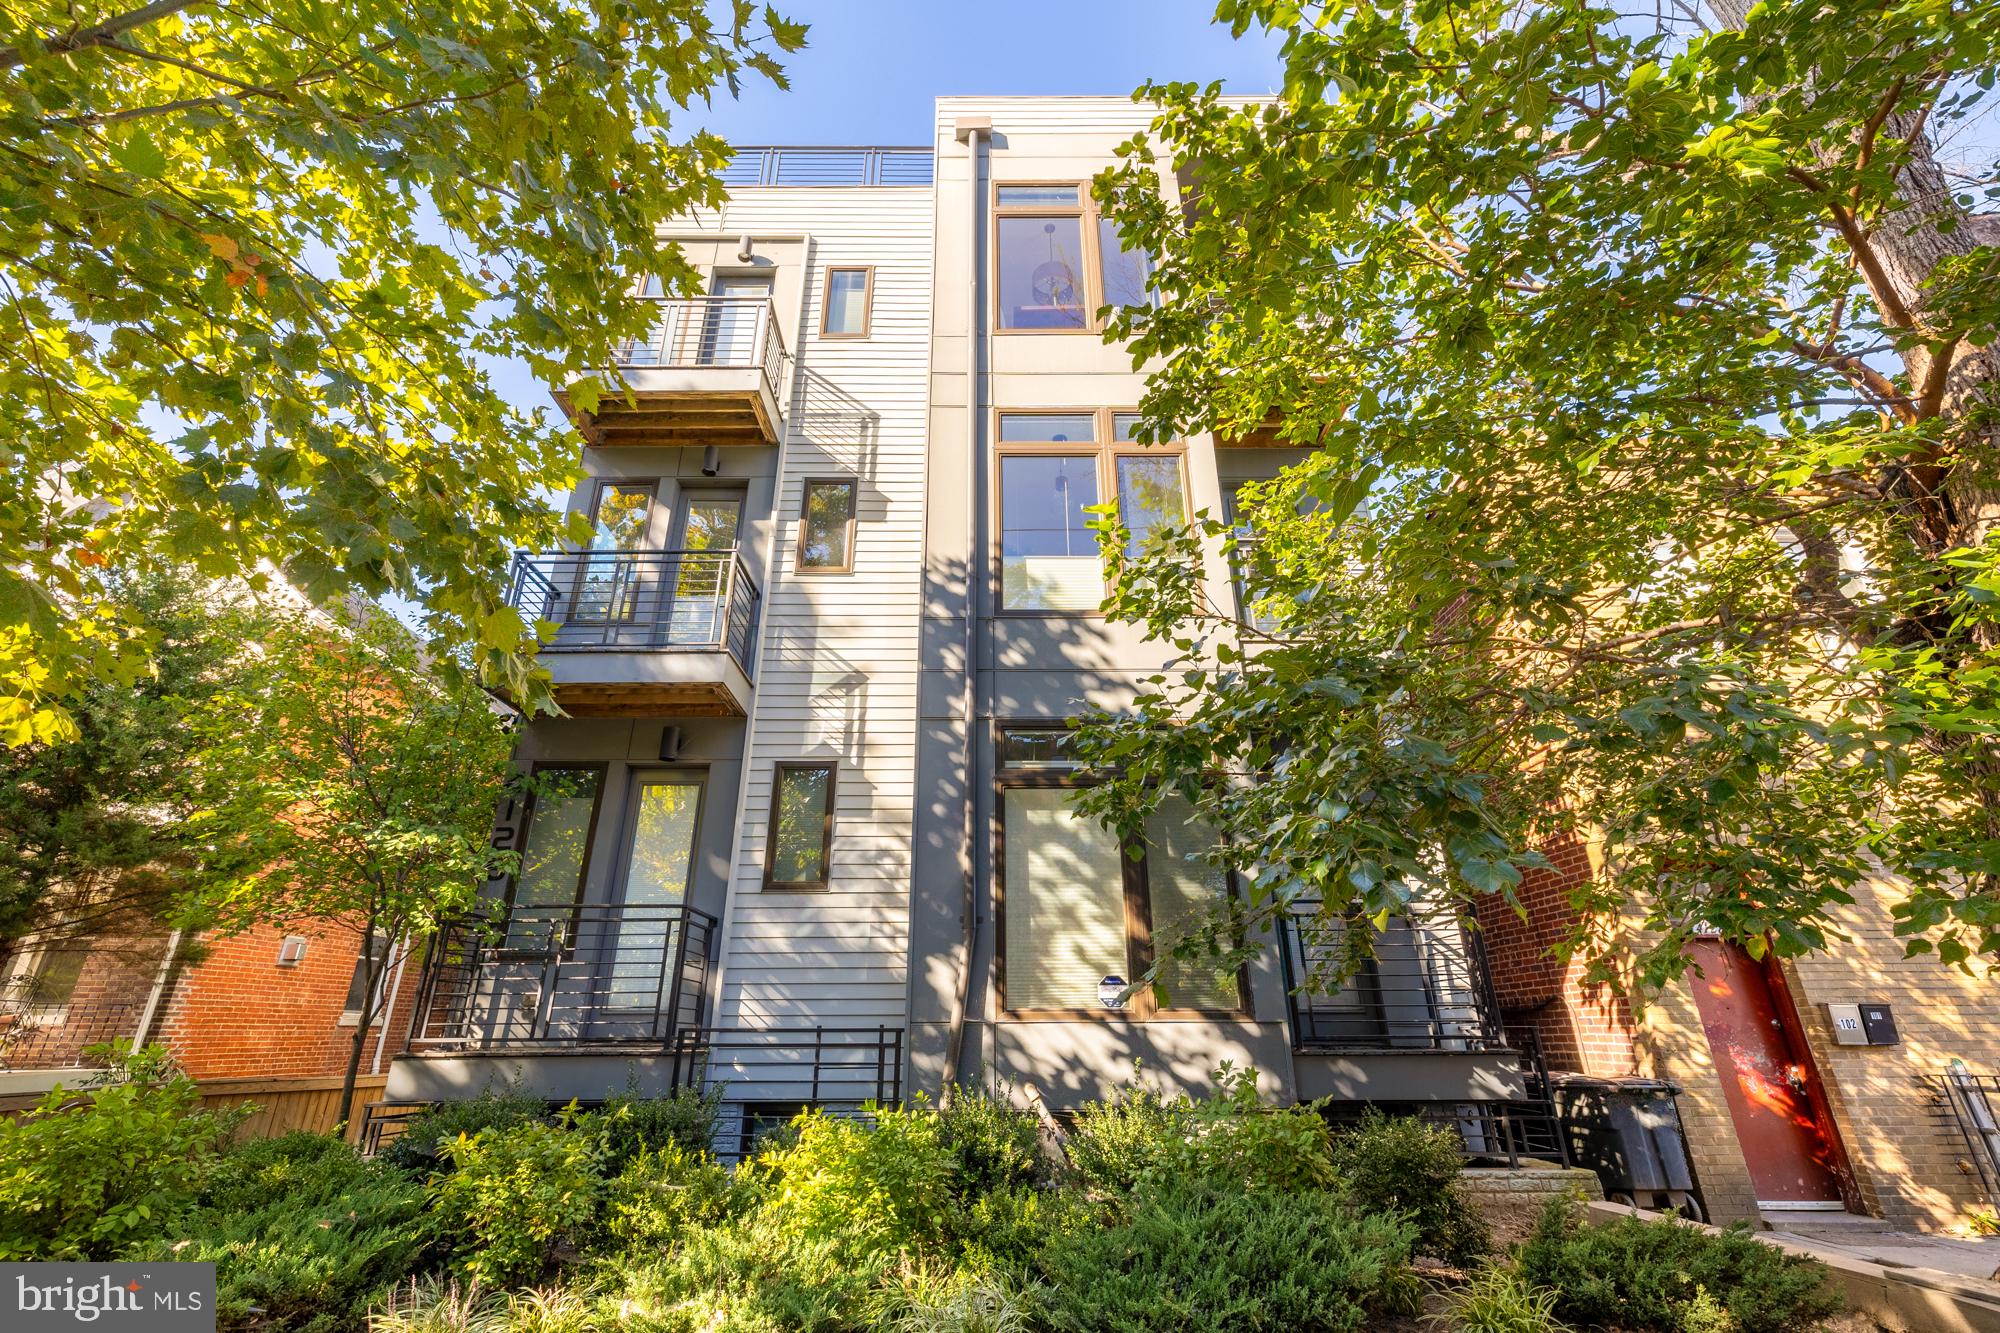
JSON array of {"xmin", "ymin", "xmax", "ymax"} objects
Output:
[
  {"xmin": 659, "ymin": 725, "xmax": 684, "ymax": 762},
  {"xmin": 701, "ymin": 444, "xmax": 720, "ymax": 477},
  {"xmin": 736, "ymin": 234, "xmax": 755, "ymax": 261}
]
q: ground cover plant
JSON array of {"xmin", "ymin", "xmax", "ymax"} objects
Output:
[{"xmin": 0, "ymin": 1053, "xmax": 1848, "ymax": 1332}]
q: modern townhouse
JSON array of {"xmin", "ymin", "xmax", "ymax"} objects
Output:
[{"xmin": 374, "ymin": 97, "xmax": 2000, "ymax": 1230}]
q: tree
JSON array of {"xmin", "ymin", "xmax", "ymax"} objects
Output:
[
  {"xmin": 191, "ymin": 603, "xmax": 519, "ymax": 1121},
  {"xmin": 0, "ymin": 0, "xmax": 806, "ymax": 746},
  {"xmin": 1076, "ymin": 0, "xmax": 2000, "ymax": 991},
  {"xmin": 0, "ymin": 569, "xmax": 265, "ymax": 948}
]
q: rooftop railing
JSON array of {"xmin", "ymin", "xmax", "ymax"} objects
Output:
[{"xmin": 719, "ymin": 146, "xmax": 933, "ymax": 187}]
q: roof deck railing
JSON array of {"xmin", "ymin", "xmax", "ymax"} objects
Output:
[{"xmin": 719, "ymin": 146, "xmax": 933, "ymax": 188}]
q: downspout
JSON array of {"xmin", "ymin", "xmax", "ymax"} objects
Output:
[
  {"xmin": 941, "ymin": 117, "xmax": 990, "ymax": 1104},
  {"xmin": 130, "ymin": 927, "xmax": 184, "ymax": 1052},
  {"xmin": 370, "ymin": 935, "xmax": 412, "ymax": 1075}
]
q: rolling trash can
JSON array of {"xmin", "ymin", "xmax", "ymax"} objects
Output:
[{"xmin": 1549, "ymin": 1073, "xmax": 1705, "ymax": 1221}]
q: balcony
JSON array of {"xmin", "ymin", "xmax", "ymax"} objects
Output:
[
  {"xmin": 565, "ymin": 296, "xmax": 789, "ymax": 447},
  {"xmin": 509, "ymin": 549, "xmax": 761, "ymax": 716},
  {"xmin": 410, "ymin": 904, "xmax": 716, "ymax": 1051},
  {"xmin": 1278, "ymin": 904, "xmax": 1509, "ymax": 1054}
]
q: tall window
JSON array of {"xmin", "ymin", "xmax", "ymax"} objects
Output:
[
  {"xmin": 578, "ymin": 483, "xmax": 655, "ymax": 622},
  {"xmin": 798, "ymin": 478, "xmax": 857, "ymax": 572},
  {"xmin": 997, "ymin": 727, "xmax": 1241, "ymax": 1016},
  {"xmin": 506, "ymin": 767, "xmax": 604, "ymax": 945},
  {"xmin": 995, "ymin": 184, "xmax": 1158, "ymax": 332},
  {"xmin": 764, "ymin": 763, "xmax": 836, "ymax": 890},
  {"xmin": 821, "ymin": 267, "xmax": 873, "ymax": 337},
  {"xmin": 341, "ymin": 935, "xmax": 394, "ymax": 1023},
  {"xmin": 997, "ymin": 410, "xmax": 1187, "ymax": 612}
]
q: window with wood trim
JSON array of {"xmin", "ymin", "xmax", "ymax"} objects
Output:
[
  {"xmin": 798, "ymin": 478, "xmax": 857, "ymax": 572},
  {"xmin": 995, "ymin": 183, "xmax": 1158, "ymax": 332},
  {"xmin": 995, "ymin": 727, "xmax": 1242, "ymax": 1017},
  {"xmin": 996, "ymin": 410, "xmax": 1187, "ymax": 612},
  {"xmin": 821, "ymin": 266, "xmax": 873, "ymax": 337},
  {"xmin": 764, "ymin": 763, "xmax": 836, "ymax": 890}
]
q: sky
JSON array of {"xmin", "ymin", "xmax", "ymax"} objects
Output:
[{"xmin": 688, "ymin": 0, "xmax": 1286, "ymax": 144}]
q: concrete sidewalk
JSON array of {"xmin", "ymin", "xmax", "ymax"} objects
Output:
[{"xmin": 1759, "ymin": 1212, "xmax": 2000, "ymax": 1283}]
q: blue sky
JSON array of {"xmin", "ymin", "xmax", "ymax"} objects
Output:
[{"xmin": 689, "ymin": 0, "xmax": 1285, "ymax": 144}]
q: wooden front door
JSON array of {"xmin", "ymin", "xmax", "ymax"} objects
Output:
[{"xmin": 1687, "ymin": 939, "xmax": 1849, "ymax": 1208}]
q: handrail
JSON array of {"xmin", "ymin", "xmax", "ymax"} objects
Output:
[
  {"xmin": 616, "ymin": 296, "xmax": 786, "ymax": 378},
  {"xmin": 506, "ymin": 548, "xmax": 762, "ymax": 670},
  {"xmin": 718, "ymin": 146, "xmax": 933, "ymax": 187},
  {"xmin": 1278, "ymin": 902, "xmax": 1511, "ymax": 1053}
]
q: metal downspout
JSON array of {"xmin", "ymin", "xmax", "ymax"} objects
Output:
[
  {"xmin": 130, "ymin": 926, "xmax": 183, "ymax": 1051},
  {"xmin": 941, "ymin": 118, "xmax": 989, "ymax": 1105}
]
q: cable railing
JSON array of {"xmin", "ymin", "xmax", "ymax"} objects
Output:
[
  {"xmin": 718, "ymin": 146, "xmax": 933, "ymax": 187},
  {"xmin": 409, "ymin": 903, "xmax": 715, "ymax": 1051},
  {"xmin": 1279, "ymin": 903, "xmax": 1510, "ymax": 1053},
  {"xmin": 506, "ymin": 549, "xmax": 761, "ymax": 669},
  {"xmin": 614, "ymin": 296, "xmax": 787, "ymax": 405}
]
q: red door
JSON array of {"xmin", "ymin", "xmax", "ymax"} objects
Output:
[{"xmin": 1687, "ymin": 940, "xmax": 1848, "ymax": 1207}]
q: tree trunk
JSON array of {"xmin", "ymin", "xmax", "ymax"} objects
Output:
[{"xmin": 336, "ymin": 921, "xmax": 378, "ymax": 1138}]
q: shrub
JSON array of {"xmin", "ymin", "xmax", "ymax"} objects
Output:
[
  {"xmin": 162, "ymin": 1143, "xmax": 429, "ymax": 1333},
  {"xmin": 502, "ymin": 1284, "xmax": 601, "ymax": 1333},
  {"xmin": 431, "ymin": 1119, "xmax": 605, "ymax": 1285},
  {"xmin": 1328, "ymin": 1110, "xmax": 1489, "ymax": 1262},
  {"xmin": 1035, "ymin": 1185, "xmax": 1415, "ymax": 1332},
  {"xmin": 1441, "ymin": 1264, "xmax": 1569, "ymax": 1333},
  {"xmin": 583, "ymin": 1087, "xmax": 722, "ymax": 1172},
  {"xmin": 1159, "ymin": 1064, "xmax": 1337, "ymax": 1193},
  {"xmin": 603, "ymin": 1141, "xmax": 740, "ymax": 1255},
  {"xmin": 602, "ymin": 1211, "xmax": 891, "ymax": 1333},
  {"xmin": 939, "ymin": 1086, "xmax": 1046, "ymax": 1195},
  {"xmin": 876, "ymin": 1266, "xmax": 1040, "ymax": 1333},
  {"xmin": 758, "ymin": 1107, "xmax": 955, "ymax": 1260},
  {"xmin": 378, "ymin": 1089, "xmax": 548, "ymax": 1175},
  {"xmin": 1062, "ymin": 1079, "xmax": 1191, "ymax": 1195},
  {"xmin": 370, "ymin": 1276, "xmax": 504, "ymax": 1333},
  {"xmin": 1516, "ymin": 1197, "xmax": 1842, "ymax": 1333},
  {"xmin": 0, "ymin": 1042, "xmax": 247, "ymax": 1259},
  {"xmin": 948, "ymin": 1185, "xmax": 1100, "ymax": 1275}
]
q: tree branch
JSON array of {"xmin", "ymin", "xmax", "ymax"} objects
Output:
[{"xmin": 0, "ymin": 0, "xmax": 203, "ymax": 70}]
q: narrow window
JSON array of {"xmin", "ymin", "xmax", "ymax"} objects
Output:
[
  {"xmin": 341, "ymin": 935, "xmax": 394, "ymax": 1023},
  {"xmin": 1142, "ymin": 798, "xmax": 1240, "ymax": 1011},
  {"xmin": 999, "ymin": 455, "xmax": 1102, "ymax": 610},
  {"xmin": 1097, "ymin": 216, "xmax": 1157, "ymax": 310},
  {"xmin": 765, "ymin": 763, "xmax": 835, "ymax": 890},
  {"xmin": 1113, "ymin": 455, "xmax": 1186, "ymax": 560},
  {"xmin": 1001, "ymin": 787, "xmax": 1131, "ymax": 1011},
  {"xmin": 506, "ymin": 767, "xmax": 604, "ymax": 945},
  {"xmin": 798, "ymin": 478, "xmax": 857, "ymax": 572},
  {"xmin": 821, "ymin": 267, "xmax": 872, "ymax": 337},
  {"xmin": 23, "ymin": 950, "xmax": 85, "ymax": 1008}
]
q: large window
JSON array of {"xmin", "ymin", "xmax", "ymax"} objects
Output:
[
  {"xmin": 764, "ymin": 763, "xmax": 836, "ymax": 890},
  {"xmin": 798, "ymin": 478, "xmax": 857, "ymax": 573},
  {"xmin": 505, "ymin": 767, "xmax": 605, "ymax": 945},
  {"xmin": 995, "ymin": 183, "xmax": 1158, "ymax": 332},
  {"xmin": 996, "ymin": 727, "xmax": 1242, "ymax": 1016},
  {"xmin": 997, "ymin": 410, "xmax": 1187, "ymax": 612}
]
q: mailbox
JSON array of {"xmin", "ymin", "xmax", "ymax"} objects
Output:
[{"xmin": 1859, "ymin": 1003, "xmax": 1899, "ymax": 1046}]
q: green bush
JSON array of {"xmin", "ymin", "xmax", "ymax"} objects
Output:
[
  {"xmin": 875, "ymin": 1266, "xmax": 1040, "ymax": 1333},
  {"xmin": 603, "ymin": 1141, "xmax": 740, "ymax": 1255},
  {"xmin": 758, "ymin": 1106, "xmax": 955, "ymax": 1260},
  {"xmin": 431, "ymin": 1119, "xmax": 605, "ymax": 1285},
  {"xmin": 378, "ymin": 1088, "xmax": 549, "ymax": 1175},
  {"xmin": 1161, "ymin": 1064, "xmax": 1337, "ymax": 1193},
  {"xmin": 582, "ymin": 1087, "xmax": 721, "ymax": 1172},
  {"xmin": 369, "ymin": 1275, "xmax": 504, "ymax": 1333},
  {"xmin": 0, "ymin": 1042, "xmax": 247, "ymax": 1259},
  {"xmin": 1062, "ymin": 1079, "xmax": 1191, "ymax": 1195},
  {"xmin": 1517, "ymin": 1197, "xmax": 1842, "ymax": 1333},
  {"xmin": 948, "ymin": 1185, "xmax": 1099, "ymax": 1275},
  {"xmin": 1327, "ymin": 1109, "xmax": 1489, "ymax": 1262},
  {"xmin": 1034, "ymin": 1185, "xmax": 1415, "ymax": 1332},
  {"xmin": 938, "ymin": 1087, "xmax": 1046, "ymax": 1196},
  {"xmin": 603, "ymin": 1212, "xmax": 891, "ymax": 1333},
  {"xmin": 1441, "ymin": 1264, "xmax": 1568, "ymax": 1333},
  {"xmin": 161, "ymin": 1140, "xmax": 429, "ymax": 1333}
]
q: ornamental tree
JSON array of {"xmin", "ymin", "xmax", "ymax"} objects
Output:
[
  {"xmin": 1078, "ymin": 0, "xmax": 2000, "ymax": 990},
  {"xmin": 189, "ymin": 603, "xmax": 519, "ymax": 1123},
  {"xmin": 0, "ymin": 0, "xmax": 805, "ymax": 745}
]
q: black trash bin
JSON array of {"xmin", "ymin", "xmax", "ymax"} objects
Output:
[{"xmin": 1549, "ymin": 1073, "xmax": 1705, "ymax": 1220}]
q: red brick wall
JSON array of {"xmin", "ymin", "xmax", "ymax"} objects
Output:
[
  {"xmin": 1473, "ymin": 831, "xmax": 1638, "ymax": 1076},
  {"xmin": 0, "ymin": 943, "xmax": 159, "ymax": 1068},
  {"xmin": 158, "ymin": 920, "xmax": 420, "ymax": 1081}
]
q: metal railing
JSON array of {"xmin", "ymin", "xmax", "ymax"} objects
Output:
[
  {"xmin": 719, "ymin": 146, "xmax": 933, "ymax": 187},
  {"xmin": 1279, "ymin": 903, "xmax": 1510, "ymax": 1053},
  {"xmin": 615, "ymin": 296, "xmax": 787, "ymax": 405},
  {"xmin": 1926, "ymin": 1068, "xmax": 2000, "ymax": 1204},
  {"xmin": 507, "ymin": 549, "xmax": 761, "ymax": 668},
  {"xmin": 0, "ymin": 993, "xmax": 138, "ymax": 1071},
  {"xmin": 409, "ymin": 904, "xmax": 715, "ymax": 1051}
]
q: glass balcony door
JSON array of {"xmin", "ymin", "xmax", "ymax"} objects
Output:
[
  {"xmin": 575, "ymin": 483, "xmax": 660, "ymax": 627},
  {"xmin": 665, "ymin": 493, "xmax": 742, "ymax": 646},
  {"xmin": 699, "ymin": 274, "xmax": 773, "ymax": 366},
  {"xmin": 605, "ymin": 774, "xmax": 705, "ymax": 1019}
]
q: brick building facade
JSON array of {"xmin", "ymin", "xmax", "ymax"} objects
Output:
[{"xmin": 1476, "ymin": 831, "xmax": 2000, "ymax": 1232}]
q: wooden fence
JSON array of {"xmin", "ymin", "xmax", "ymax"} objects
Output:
[{"xmin": 199, "ymin": 1074, "xmax": 388, "ymax": 1142}]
